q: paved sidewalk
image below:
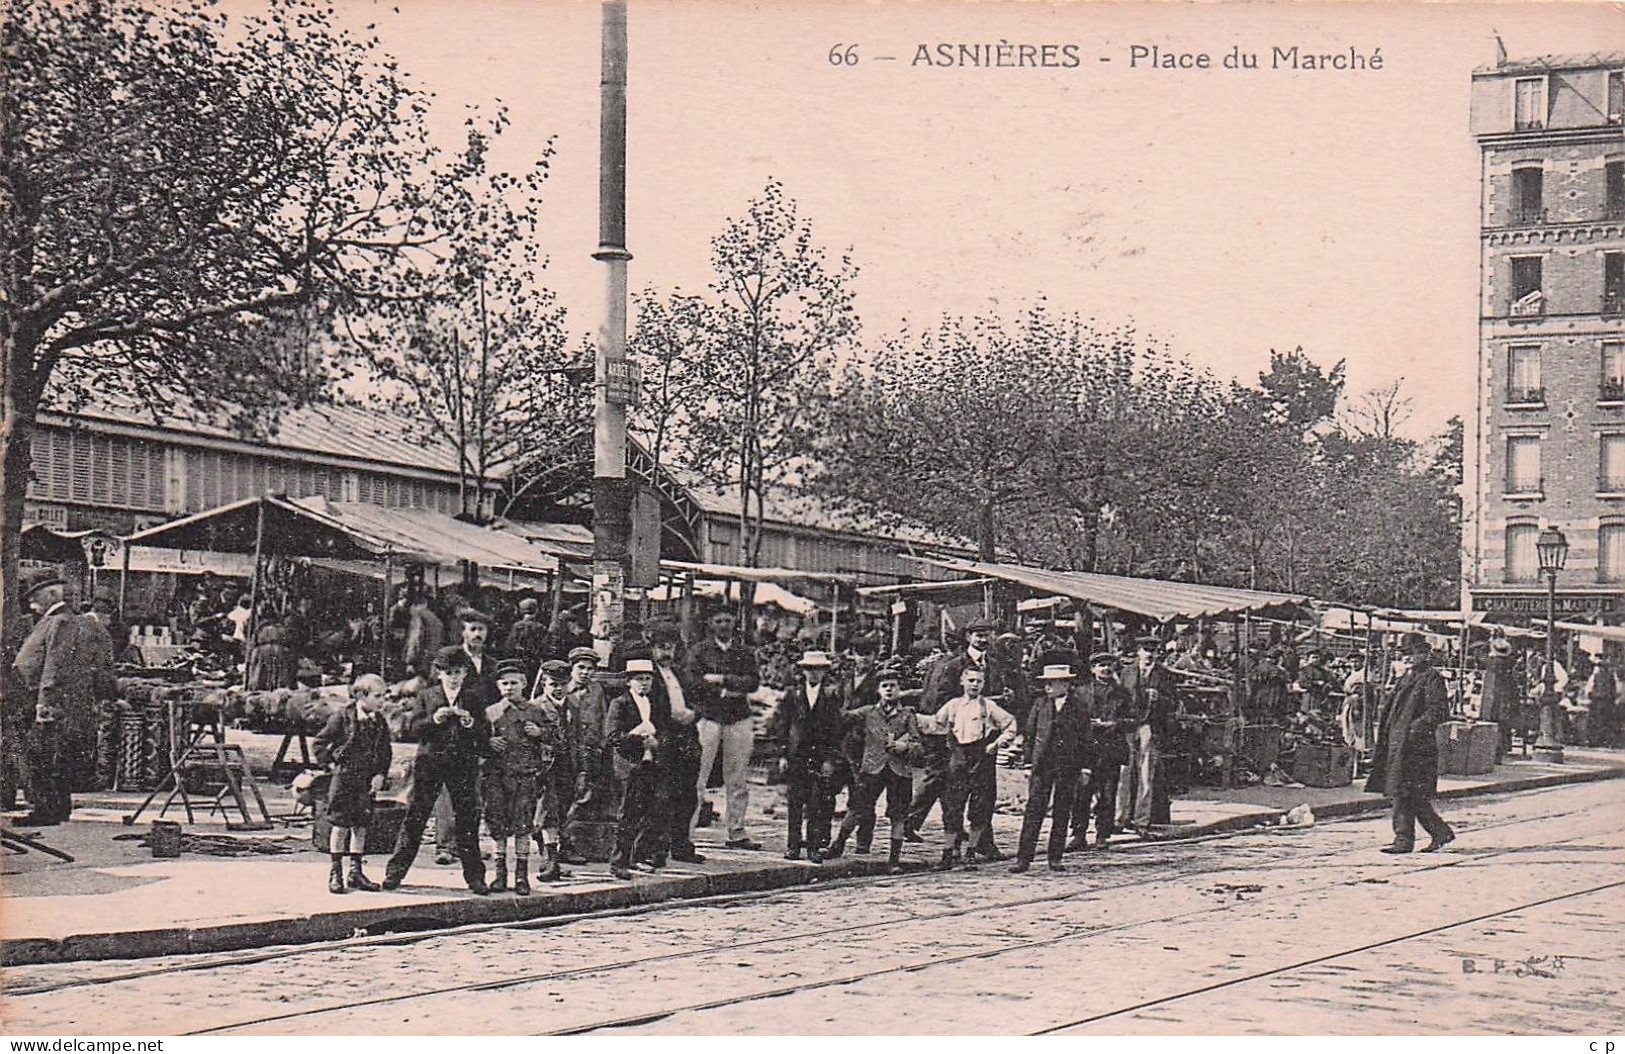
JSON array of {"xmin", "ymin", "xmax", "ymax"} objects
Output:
[{"xmin": 4, "ymin": 742, "xmax": 1621, "ymax": 966}]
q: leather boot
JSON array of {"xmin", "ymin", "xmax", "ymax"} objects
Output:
[
  {"xmin": 537, "ymin": 843, "xmax": 561, "ymax": 883},
  {"xmin": 347, "ymin": 856, "xmax": 381, "ymax": 892},
  {"xmin": 328, "ymin": 855, "xmax": 348, "ymax": 895},
  {"xmin": 490, "ymin": 856, "xmax": 509, "ymax": 893},
  {"xmin": 888, "ymin": 838, "xmax": 905, "ymax": 875},
  {"xmin": 513, "ymin": 860, "xmax": 531, "ymax": 896}
]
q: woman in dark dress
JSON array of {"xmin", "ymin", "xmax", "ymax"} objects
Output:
[{"xmin": 314, "ymin": 673, "xmax": 393, "ymax": 894}]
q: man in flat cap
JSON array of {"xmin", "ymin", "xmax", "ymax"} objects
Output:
[
  {"xmin": 385, "ymin": 645, "xmax": 492, "ymax": 893},
  {"xmin": 1117, "ymin": 636, "xmax": 1179, "ymax": 833},
  {"xmin": 1367, "ymin": 633, "xmax": 1455, "ymax": 854},
  {"xmin": 11, "ymin": 578, "xmax": 114, "ymax": 824},
  {"xmin": 561, "ymin": 645, "xmax": 611, "ymax": 860},
  {"xmin": 1068, "ymin": 651, "xmax": 1132, "ymax": 850}
]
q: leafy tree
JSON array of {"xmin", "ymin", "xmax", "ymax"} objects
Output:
[
  {"xmin": 0, "ymin": 0, "xmax": 545, "ymax": 654},
  {"xmin": 665, "ymin": 180, "xmax": 859, "ymax": 566},
  {"xmin": 626, "ymin": 290, "xmax": 714, "ymax": 477},
  {"xmin": 367, "ymin": 124, "xmax": 588, "ymax": 522}
]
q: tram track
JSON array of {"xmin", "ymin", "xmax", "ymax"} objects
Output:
[{"xmin": 158, "ymin": 799, "xmax": 1621, "ymax": 1036}]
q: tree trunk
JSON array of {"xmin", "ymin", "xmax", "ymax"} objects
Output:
[
  {"xmin": 978, "ymin": 499, "xmax": 997, "ymax": 562},
  {"xmin": 1, "ymin": 380, "xmax": 39, "ymax": 703}
]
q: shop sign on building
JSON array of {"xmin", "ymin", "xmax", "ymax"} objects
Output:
[{"xmin": 1475, "ymin": 592, "xmax": 1621, "ymax": 616}]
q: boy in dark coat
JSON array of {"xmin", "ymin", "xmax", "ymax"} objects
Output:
[
  {"xmin": 772, "ymin": 650, "xmax": 849, "ymax": 862},
  {"xmin": 606, "ymin": 657, "xmax": 670, "ymax": 880},
  {"xmin": 383, "ymin": 646, "xmax": 493, "ymax": 894},
  {"xmin": 485, "ymin": 659, "xmax": 563, "ymax": 895},
  {"xmin": 314, "ymin": 673, "xmax": 394, "ymax": 894},
  {"xmin": 826, "ymin": 661, "xmax": 922, "ymax": 873},
  {"xmin": 1367, "ymin": 634, "xmax": 1456, "ymax": 854},
  {"xmin": 529, "ymin": 659, "xmax": 577, "ymax": 881},
  {"xmin": 1068, "ymin": 652, "xmax": 1132, "ymax": 850}
]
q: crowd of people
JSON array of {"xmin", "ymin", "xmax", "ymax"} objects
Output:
[{"xmin": 8, "ymin": 569, "xmax": 1623, "ymax": 890}]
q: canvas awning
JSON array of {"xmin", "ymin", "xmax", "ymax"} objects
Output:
[
  {"xmin": 857, "ymin": 578, "xmax": 996, "ymax": 601},
  {"xmin": 124, "ymin": 495, "xmax": 561, "ymax": 577},
  {"xmin": 914, "ymin": 557, "xmax": 1312, "ymax": 623}
]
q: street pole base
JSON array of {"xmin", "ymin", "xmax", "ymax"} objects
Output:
[{"xmin": 1532, "ymin": 744, "xmax": 1566, "ymax": 764}]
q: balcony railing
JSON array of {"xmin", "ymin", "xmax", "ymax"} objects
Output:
[
  {"xmin": 1510, "ymin": 290, "xmax": 1545, "ymax": 318},
  {"xmin": 1604, "ymin": 292, "xmax": 1625, "ymax": 317},
  {"xmin": 1601, "ymin": 378, "xmax": 1625, "ymax": 402},
  {"xmin": 1505, "ymin": 385, "xmax": 1545, "ymax": 405},
  {"xmin": 1511, "ymin": 206, "xmax": 1547, "ymax": 226},
  {"xmin": 1514, "ymin": 118, "xmax": 1546, "ymax": 131},
  {"xmin": 1608, "ymin": 201, "xmax": 1625, "ymax": 220},
  {"xmin": 1504, "ymin": 477, "xmax": 1544, "ymax": 496}
]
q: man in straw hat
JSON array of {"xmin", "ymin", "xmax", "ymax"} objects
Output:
[
  {"xmin": 1013, "ymin": 662, "xmax": 1093, "ymax": 872},
  {"xmin": 1366, "ymin": 632, "xmax": 1456, "ymax": 854},
  {"xmin": 771, "ymin": 650, "xmax": 847, "ymax": 862},
  {"xmin": 606, "ymin": 654, "xmax": 671, "ymax": 880}
]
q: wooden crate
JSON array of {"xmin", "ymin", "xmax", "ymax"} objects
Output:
[
  {"xmin": 1438, "ymin": 720, "xmax": 1498, "ymax": 776},
  {"xmin": 1290, "ymin": 741, "xmax": 1354, "ymax": 788}
]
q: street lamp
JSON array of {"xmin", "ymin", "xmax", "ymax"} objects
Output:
[{"xmin": 1534, "ymin": 525, "xmax": 1568, "ymax": 763}]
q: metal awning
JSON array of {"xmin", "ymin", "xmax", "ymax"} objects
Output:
[
  {"xmin": 857, "ymin": 578, "xmax": 996, "ymax": 600},
  {"xmin": 660, "ymin": 559, "xmax": 853, "ymax": 584},
  {"xmin": 125, "ymin": 495, "xmax": 560, "ymax": 576},
  {"xmin": 914, "ymin": 557, "xmax": 1313, "ymax": 623}
]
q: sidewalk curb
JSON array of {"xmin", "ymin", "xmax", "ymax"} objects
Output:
[
  {"xmin": 0, "ymin": 855, "xmax": 913, "ymax": 967},
  {"xmin": 6, "ymin": 761, "xmax": 1621, "ymax": 967},
  {"xmin": 1151, "ymin": 760, "xmax": 1625, "ymax": 841}
]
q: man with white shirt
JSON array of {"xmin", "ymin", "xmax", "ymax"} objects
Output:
[
  {"xmin": 1013, "ymin": 664, "xmax": 1092, "ymax": 873},
  {"xmin": 918, "ymin": 666, "xmax": 1018, "ymax": 868},
  {"xmin": 649, "ymin": 623, "xmax": 705, "ymax": 863}
]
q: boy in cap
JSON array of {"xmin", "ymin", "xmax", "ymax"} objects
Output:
[
  {"xmin": 560, "ymin": 645, "xmax": 610, "ymax": 861},
  {"xmin": 771, "ymin": 650, "xmax": 847, "ymax": 861},
  {"xmin": 384, "ymin": 645, "xmax": 492, "ymax": 894},
  {"xmin": 918, "ymin": 665, "xmax": 1018, "ymax": 868},
  {"xmin": 826, "ymin": 661, "xmax": 921, "ymax": 873},
  {"xmin": 484, "ymin": 658, "xmax": 563, "ymax": 895},
  {"xmin": 530, "ymin": 659, "xmax": 578, "ymax": 881},
  {"xmin": 606, "ymin": 656, "xmax": 670, "ymax": 880}
]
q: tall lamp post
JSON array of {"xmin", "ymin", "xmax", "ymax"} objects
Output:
[{"xmin": 1534, "ymin": 525, "xmax": 1569, "ymax": 764}]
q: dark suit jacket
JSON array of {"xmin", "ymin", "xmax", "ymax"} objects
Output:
[
  {"xmin": 406, "ymin": 685, "xmax": 492, "ymax": 766},
  {"xmin": 681, "ymin": 637, "xmax": 761, "ymax": 724},
  {"xmin": 1025, "ymin": 690, "xmax": 1094, "ymax": 773},
  {"xmin": 606, "ymin": 690, "xmax": 671, "ymax": 780},
  {"xmin": 1075, "ymin": 676, "xmax": 1132, "ymax": 766},
  {"xmin": 773, "ymin": 681, "xmax": 849, "ymax": 770},
  {"xmin": 1119, "ymin": 662, "xmax": 1180, "ymax": 737}
]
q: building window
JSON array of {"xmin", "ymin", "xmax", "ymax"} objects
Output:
[
  {"xmin": 1507, "ymin": 345, "xmax": 1543, "ymax": 404},
  {"xmin": 1514, "ymin": 77, "xmax": 1546, "ymax": 130},
  {"xmin": 1510, "ymin": 256, "xmax": 1543, "ymax": 316},
  {"xmin": 1606, "ymin": 252, "xmax": 1625, "ymax": 315},
  {"xmin": 1602, "ymin": 525, "xmax": 1625, "ymax": 583},
  {"xmin": 1511, "ymin": 165, "xmax": 1544, "ymax": 224},
  {"xmin": 1606, "ymin": 342, "xmax": 1625, "ymax": 401},
  {"xmin": 1506, "ymin": 524, "xmax": 1540, "ymax": 583},
  {"xmin": 1610, "ymin": 71, "xmax": 1624, "ymax": 124},
  {"xmin": 1604, "ymin": 435, "xmax": 1625, "ymax": 492},
  {"xmin": 1608, "ymin": 160, "xmax": 1624, "ymax": 219},
  {"xmin": 1505, "ymin": 434, "xmax": 1542, "ymax": 494}
]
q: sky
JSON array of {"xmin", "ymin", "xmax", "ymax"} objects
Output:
[{"xmin": 314, "ymin": 0, "xmax": 1622, "ymax": 439}]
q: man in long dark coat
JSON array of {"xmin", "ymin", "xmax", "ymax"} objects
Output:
[
  {"xmin": 1012, "ymin": 663, "xmax": 1093, "ymax": 872},
  {"xmin": 1367, "ymin": 633, "xmax": 1455, "ymax": 854},
  {"xmin": 11, "ymin": 579, "xmax": 114, "ymax": 823}
]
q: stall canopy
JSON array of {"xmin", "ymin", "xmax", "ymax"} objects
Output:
[
  {"xmin": 914, "ymin": 557, "xmax": 1312, "ymax": 622},
  {"xmin": 124, "ymin": 495, "xmax": 561, "ymax": 578},
  {"xmin": 659, "ymin": 560, "xmax": 852, "ymax": 585}
]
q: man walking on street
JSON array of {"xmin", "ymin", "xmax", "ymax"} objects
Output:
[
  {"xmin": 684, "ymin": 608, "xmax": 763, "ymax": 850},
  {"xmin": 1367, "ymin": 633, "xmax": 1456, "ymax": 854},
  {"xmin": 1013, "ymin": 663, "xmax": 1092, "ymax": 873}
]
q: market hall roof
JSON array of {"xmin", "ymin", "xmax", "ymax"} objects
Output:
[
  {"xmin": 916, "ymin": 557, "xmax": 1313, "ymax": 623},
  {"xmin": 124, "ymin": 495, "xmax": 562, "ymax": 575},
  {"xmin": 1473, "ymin": 50, "xmax": 1625, "ymax": 75}
]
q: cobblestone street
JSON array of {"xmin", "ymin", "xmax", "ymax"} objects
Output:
[{"xmin": 6, "ymin": 779, "xmax": 1622, "ymax": 1036}]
